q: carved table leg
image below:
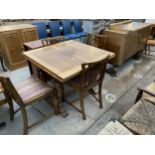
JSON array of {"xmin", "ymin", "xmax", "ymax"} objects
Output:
[{"xmin": 53, "ymin": 81, "xmax": 69, "ymax": 118}]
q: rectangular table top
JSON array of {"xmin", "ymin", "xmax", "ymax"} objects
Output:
[
  {"xmin": 110, "ymin": 22, "xmax": 151, "ymax": 32},
  {"xmin": 24, "ymin": 40, "xmax": 115, "ymax": 82},
  {"xmin": 24, "ymin": 40, "xmax": 43, "ymax": 50}
]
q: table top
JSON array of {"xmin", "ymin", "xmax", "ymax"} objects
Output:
[
  {"xmin": 24, "ymin": 40, "xmax": 43, "ymax": 50},
  {"xmin": 110, "ymin": 22, "xmax": 151, "ymax": 31},
  {"xmin": 24, "ymin": 40, "xmax": 115, "ymax": 82}
]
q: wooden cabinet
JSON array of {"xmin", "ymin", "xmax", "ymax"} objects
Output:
[
  {"xmin": 21, "ymin": 28, "xmax": 38, "ymax": 43},
  {"xmin": 102, "ymin": 21, "xmax": 151, "ymax": 66},
  {"xmin": 0, "ymin": 24, "xmax": 38, "ymax": 70}
]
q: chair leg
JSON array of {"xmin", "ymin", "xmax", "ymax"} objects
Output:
[
  {"xmin": 144, "ymin": 44, "xmax": 147, "ymax": 54},
  {"xmin": 21, "ymin": 107, "xmax": 28, "ymax": 135},
  {"xmin": 8, "ymin": 99, "xmax": 14, "ymax": 121},
  {"xmin": 134, "ymin": 89, "xmax": 143, "ymax": 104},
  {"xmin": 148, "ymin": 45, "xmax": 151, "ymax": 54},
  {"xmin": 80, "ymin": 92, "xmax": 86, "ymax": 120},
  {"xmin": 98, "ymin": 84, "xmax": 103, "ymax": 109},
  {"xmin": 0, "ymin": 56, "xmax": 7, "ymax": 72}
]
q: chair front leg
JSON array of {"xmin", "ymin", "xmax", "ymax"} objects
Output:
[
  {"xmin": 7, "ymin": 99, "xmax": 14, "ymax": 121},
  {"xmin": 80, "ymin": 91, "xmax": 86, "ymax": 120},
  {"xmin": 134, "ymin": 89, "xmax": 143, "ymax": 104},
  {"xmin": 21, "ymin": 107, "xmax": 28, "ymax": 135},
  {"xmin": 98, "ymin": 84, "xmax": 103, "ymax": 109}
]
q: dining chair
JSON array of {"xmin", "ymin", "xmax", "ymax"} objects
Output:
[
  {"xmin": 86, "ymin": 33, "xmax": 107, "ymax": 49},
  {"xmin": 65, "ymin": 55, "xmax": 109, "ymax": 120},
  {"xmin": 32, "ymin": 22, "xmax": 47, "ymax": 39},
  {"xmin": 48, "ymin": 21, "xmax": 61, "ymax": 37},
  {"xmin": 120, "ymin": 98, "xmax": 155, "ymax": 135},
  {"xmin": 135, "ymin": 80, "xmax": 155, "ymax": 105},
  {"xmin": 145, "ymin": 26, "xmax": 155, "ymax": 54},
  {"xmin": 119, "ymin": 78, "xmax": 155, "ymax": 135},
  {"xmin": 0, "ymin": 75, "xmax": 58, "ymax": 134},
  {"xmin": 61, "ymin": 20, "xmax": 80, "ymax": 40},
  {"xmin": 0, "ymin": 83, "xmax": 14, "ymax": 123},
  {"xmin": 73, "ymin": 19, "xmax": 88, "ymax": 38}
]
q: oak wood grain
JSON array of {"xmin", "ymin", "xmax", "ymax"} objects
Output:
[{"xmin": 24, "ymin": 40, "xmax": 115, "ymax": 82}]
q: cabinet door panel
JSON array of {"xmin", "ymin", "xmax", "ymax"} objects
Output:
[
  {"xmin": 21, "ymin": 28, "xmax": 38, "ymax": 43},
  {"xmin": 1, "ymin": 31, "xmax": 25, "ymax": 68},
  {"xmin": 136, "ymin": 27, "xmax": 150, "ymax": 51}
]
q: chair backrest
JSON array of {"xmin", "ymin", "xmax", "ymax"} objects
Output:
[
  {"xmin": 41, "ymin": 36, "xmax": 65, "ymax": 47},
  {"xmin": 48, "ymin": 21, "xmax": 61, "ymax": 37},
  {"xmin": 80, "ymin": 55, "xmax": 109, "ymax": 89},
  {"xmin": 86, "ymin": 33, "xmax": 107, "ymax": 49},
  {"xmin": 73, "ymin": 19, "xmax": 83, "ymax": 33},
  {"xmin": 61, "ymin": 20, "xmax": 72, "ymax": 35},
  {"xmin": 0, "ymin": 76, "xmax": 23, "ymax": 105},
  {"xmin": 32, "ymin": 22, "xmax": 47, "ymax": 39}
]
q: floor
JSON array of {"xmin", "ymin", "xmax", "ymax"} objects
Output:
[{"xmin": 0, "ymin": 51, "xmax": 155, "ymax": 135}]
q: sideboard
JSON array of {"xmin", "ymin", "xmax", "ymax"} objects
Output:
[
  {"xmin": 0, "ymin": 24, "xmax": 38, "ymax": 70},
  {"xmin": 101, "ymin": 21, "xmax": 151, "ymax": 66}
]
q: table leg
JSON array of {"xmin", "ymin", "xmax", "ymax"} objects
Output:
[
  {"xmin": 53, "ymin": 81, "xmax": 69, "ymax": 118},
  {"xmin": 28, "ymin": 60, "xmax": 33, "ymax": 75}
]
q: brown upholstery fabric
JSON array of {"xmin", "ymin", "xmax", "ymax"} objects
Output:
[
  {"xmin": 143, "ymin": 82, "xmax": 155, "ymax": 104},
  {"xmin": 122, "ymin": 99, "xmax": 155, "ymax": 135},
  {"xmin": 15, "ymin": 76, "xmax": 52, "ymax": 103}
]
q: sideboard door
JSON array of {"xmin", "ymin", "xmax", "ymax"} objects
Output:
[
  {"xmin": 0, "ymin": 31, "xmax": 26, "ymax": 70},
  {"xmin": 20, "ymin": 28, "xmax": 38, "ymax": 43}
]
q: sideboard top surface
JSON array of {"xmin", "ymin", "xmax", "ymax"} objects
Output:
[
  {"xmin": 0, "ymin": 24, "xmax": 37, "ymax": 32},
  {"xmin": 110, "ymin": 22, "xmax": 151, "ymax": 31}
]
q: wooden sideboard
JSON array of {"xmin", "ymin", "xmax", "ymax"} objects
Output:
[
  {"xmin": 0, "ymin": 24, "xmax": 38, "ymax": 70},
  {"xmin": 101, "ymin": 21, "xmax": 151, "ymax": 66}
]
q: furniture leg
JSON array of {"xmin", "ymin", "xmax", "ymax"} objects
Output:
[
  {"xmin": 80, "ymin": 92, "xmax": 86, "ymax": 120},
  {"xmin": 8, "ymin": 99, "xmax": 14, "ymax": 121},
  {"xmin": 21, "ymin": 107, "xmax": 28, "ymax": 135},
  {"xmin": 148, "ymin": 45, "xmax": 151, "ymax": 54},
  {"xmin": 53, "ymin": 81, "xmax": 68, "ymax": 117},
  {"xmin": 28, "ymin": 61, "xmax": 33, "ymax": 75},
  {"xmin": 0, "ymin": 56, "xmax": 7, "ymax": 72},
  {"xmin": 98, "ymin": 84, "xmax": 103, "ymax": 109},
  {"xmin": 106, "ymin": 65, "xmax": 118, "ymax": 77},
  {"xmin": 144, "ymin": 44, "xmax": 147, "ymax": 54},
  {"xmin": 134, "ymin": 89, "xmax": 143, "ymax": 104}
]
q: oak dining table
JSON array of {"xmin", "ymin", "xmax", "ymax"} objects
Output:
[{"xmin": 23, "ymin": 40, "xmax": 115, "ymax": 117}]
